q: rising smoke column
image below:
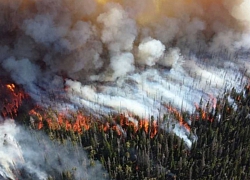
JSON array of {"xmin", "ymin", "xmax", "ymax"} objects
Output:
[{"xmin": 0, "ymin": 0, "xmax": 250, "ymax": 146}]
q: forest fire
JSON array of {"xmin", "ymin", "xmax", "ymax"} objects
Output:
[
  {"xmin": 0, "ymin": 80, "xmax": 27, "ymax": 118},
  {"xmin": 6, "ymin": 84, "xmax": 15, "ymax": 92},
  {"xmin": 165, "ymin": 104, "xmax": 191, "ymax": 132},
  {"xmin": 29, "ymin": 107, "xmax": 159, "ymax": 138},
  {"xmin": 0, "ymin": 0, "xmax": 250, "ymax": 179},
  {"xmin": 0, "ymin": 77, "xmax": 189, "ymax": 142},
  {"xmin": 29, "ymin": 107, "xmax": 91, "ymax": 132},
  {"xmin": 194, "ymin": 102, "xmax": 215, "ymax": 122},
  {"xmin": 113, "ymin": 114, "xmax": 158, "ymax": 138}
]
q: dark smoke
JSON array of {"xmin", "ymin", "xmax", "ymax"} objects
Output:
[{"xmin": 0, "ymin": 0, "xmax": 250, "ymax": 174}]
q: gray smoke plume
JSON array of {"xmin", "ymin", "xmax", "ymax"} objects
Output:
[{"xmin": 0, "ymin": 0, "xmax": 250, "ymax": 151}]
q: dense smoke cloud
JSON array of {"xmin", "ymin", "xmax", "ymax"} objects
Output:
[
  {"xmin": 2, "ymin": 57, "xmax": 40, "ymax": 85},
  {"xmin": 137, "ymin": 38, "xmax": 165, "ymax": 66},
  {"xmin": 0, "ymin": 0, "xmax": 250, "ymax": 150},
  {"xmin": 0, "ymin": 0, "xmax": 249, "ymax": 82},
  {"xmin": 0, "ymin": 118, "xmax": 108, "ymax": 180},
  {"xmin": 0, "ymin": 0, "xmax": 249, "ymax": 81}
]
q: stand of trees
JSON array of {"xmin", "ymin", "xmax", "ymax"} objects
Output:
[{"xmin": 20, "ymin": 85, "xmax": 250, "ymax": 180}]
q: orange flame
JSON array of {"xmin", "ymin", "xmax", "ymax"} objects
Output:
[
  {"xmin": 6, "ymin": 84, "xmax": 15, "ymax": 92},
  {"xmin": 29, "ymin": 107, "xmax": 92, "ymax": 132},
  {"xmin": 194, "ymin": 102, "xmax": 214, "ymax": 122},
  {"xmin": 138, "ymin": 119, "xmax": 149, "ymax": 133},
  {"xmin": 29, "ymin": 108, "xmax": 159, "ymax": 138},
  {"xmin": 1, "ymin": 81, "xmax": 27, "ymax": 118},
  {"xmin": 115, "ymin": 114, "xmax": 158, "ymax": 138},
  {"xmin": 150, "ymin": 120, "xmax": 158, "ymax": 138},
  {"xmin": 165, "ymin": 104, "xmax": 191, "ymax": 132},
  {"xmin": 29, "ymin": 108, "xmax": 43, "ymax": 129}
]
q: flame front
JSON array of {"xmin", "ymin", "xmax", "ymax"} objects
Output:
[
  {"xmin": 29, "ymin": 108, "xmax": 159, "ymax": 138},
  {"xmin": 28, "ymin": 99, "xmax": 220, "ymax": 139},
  {"xmin": 165, "ymin": 104, "xmax": 191, "ymax": 132},
  {"xmin": 0, "ymin": 81, "xmax": 27, "ymax": 118},
  {"xmin": 29, "ymin": 107, "xmax": 91, "ymax": 132}
]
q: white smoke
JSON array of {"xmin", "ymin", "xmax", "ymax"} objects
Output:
[
  {"xmin": 97, "ymin": 3, "xmax": 137, "ymax": 53},
  {"xmin": 110, "ymin": 52, "xmax": 135, "ymax": 79},
  {"xmin": 0, "ymin": 0, "xmax": 250, "ymax": 148},
  {"xmin": 137, "ymin": 38, "xmax": 165, "ymax": 66},
  {"xmin": 231, "ymin": 0, "xmax": 250, "ymax": 25},
  {"xmin": 0, "ymin": 119, "xmax": 23, "ymax": 180},
  {"xmin": 159, "ymin": 48, "xmax": 183, "ymax": 67},
  {"xmin": 0, "ymin": 119, "xmax": 108, "ymax": 180}
]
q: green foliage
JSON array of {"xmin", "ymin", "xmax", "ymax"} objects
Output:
[{"xmin": 23, "ymin": 85, "xmax": 250, "ymax": 180}]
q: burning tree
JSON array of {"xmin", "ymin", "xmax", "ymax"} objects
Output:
[
  {"xmin": 0, "ymin": 80, "xmax": 27, "ymax": 118},
  {"xmin": 21, "ymin": 85, "xmax": 250, "ymax": 180}
]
